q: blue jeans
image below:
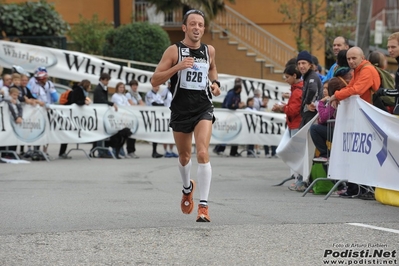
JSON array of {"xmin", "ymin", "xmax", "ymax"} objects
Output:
[{"xmin": 310, "ymin": 124, "xmax": 331, "ymax": 158}]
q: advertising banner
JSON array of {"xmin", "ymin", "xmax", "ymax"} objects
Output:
[
  {"xmin": 0, "ymin": 40, "xmax": 290, "ymax": 105},
  {"xmin": 328, "ymin": 96, "xmax": 399, "ymax": 191},
  {"xmin": 0, "ymin": 102, "xmax": 287, "ymax": 146}
]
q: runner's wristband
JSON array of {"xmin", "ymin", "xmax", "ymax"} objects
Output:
[{"xmin": 212, "ymin": 80, "xmax": 220, "ymax": 88}]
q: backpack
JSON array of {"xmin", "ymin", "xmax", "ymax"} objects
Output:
[
  {"xmin": 360, "ymin": 64, "xmax": 395, "ymax": 112},
  {"xmin": 374, "ymin": 67, "xmax": 396, "ymax": 106},
  {"xmin": 59, "ymin": 89, "xmax": 72, "ymax": 105},
  {"xmin": 309, "ymin": 163, "xmax": 335, "ymax": 195}
]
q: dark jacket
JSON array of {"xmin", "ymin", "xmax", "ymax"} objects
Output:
[
  {"xmin": 222, "ymin": 88, "xmax": 241, "ymax": 110},
  {"xmin": 301, "ymin": 69, "xmax": 323, "ymax": 114},
  {"xmin": 93, "ymin": 83, "xmax": 113, "ymax": 106},
  {"xmin": 17, "ymin": 86, "xmax": 34, "ymax": 103},
  {"xmin": 70, "ymin": 84, "xmax": 87, "ymax": 106}
]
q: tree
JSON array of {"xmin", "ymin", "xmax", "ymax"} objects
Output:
[
  {"xmin": 324, "ymin": 0, "xmax": 357, "ymax": 67},
  {"xmin": 0, "ymin": 0, "xmax": 69, "ymax": 47},
  {"xmin": 102, "ymin": 22, "xmax": 170, "ymax": 71},
  {"xmin": 273, "ymin": 0, "xmax": 326, "ymax": 53},
  {"xmin": 68, "ymin": 14, "xmax": 113, "ymax": 55},
  {"xmin": 145, "ymin": 0, "xmax": 235, "ymax": 21}
]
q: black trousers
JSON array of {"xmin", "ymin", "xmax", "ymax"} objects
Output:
[
  {"xmin": 229, "ymin": 145, "xmax": 239, "ymax": 156},
  {"xmin": 59, "ymin": 144, "xmax": 68, "ymax": 156},
  {"xmin": 126, "ymin": 138, "xmax": 136, "ymax": 154},
  {"xmin": 300, "ymin": 111, "xmax": 317, "ymax": 129}
]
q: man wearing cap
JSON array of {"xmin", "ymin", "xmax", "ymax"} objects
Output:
[{"xmin": 296, "ymin": 50, "xmax": 323, "ymax": 128}]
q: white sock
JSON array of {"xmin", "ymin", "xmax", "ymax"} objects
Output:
[
  {"xmin": 197, "ymin": 162, "xmax": 212, "ymax": 203},
  {"xmin": 178, "ymin": 159, "xmax": 192, "ymax": 191}
]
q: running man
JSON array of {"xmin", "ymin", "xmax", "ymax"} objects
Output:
[{"xmin": 151, "ymin": 9, "xmax": 221, "ymax": 222}]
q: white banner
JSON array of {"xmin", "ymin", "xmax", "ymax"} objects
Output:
[
  {"xmin": 0, "ymin": 40, "xmax": 290, "ymax": 104},
  {"xmin": 0, "ymin": 102, "xmax": 286, "ymax": 146},
  {"xmin": 328, "ymin": 96, "xmax": 399, "ymax": 191},
  {"xmin": 276, "ymin": 115, "xmax": 318, "ymax": 181}
]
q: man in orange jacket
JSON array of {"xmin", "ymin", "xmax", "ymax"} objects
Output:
[
  {"xmin": 330, "ymin": 46, "xmax": 381, "ymax": 107},
  {"xmin": 329, "ymin": 47, "xmax": 381, "ymax": 198}
]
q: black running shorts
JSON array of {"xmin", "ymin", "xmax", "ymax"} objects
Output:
[{"xmin": 169, "ymin": 107, "xmax": 215, "ymax": 133}]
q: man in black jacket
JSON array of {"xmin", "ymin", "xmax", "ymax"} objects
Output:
[
  {"xmin": 90, "ymin": 73, "xmax": 118, "ymax": 158},
  {"xmin": 296, "ymin": 50, "xmax": 323, "ymax": 128}
]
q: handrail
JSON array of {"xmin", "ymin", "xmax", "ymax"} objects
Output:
[
  {"xmin": 212, "ymin": 6, "xmax": 297, "ymax": 71},
  {"xmin": 133, "ymin": 1, "xmax": 297, "ymax": 71},
  {"xmin": 94, "ymin": 55, "xmax": 158, "ymax": 69}
]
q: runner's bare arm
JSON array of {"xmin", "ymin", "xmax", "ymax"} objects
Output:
[
  {"xmin": 208, "ymin": 45, "xmax": 220, "ymax": 96},
  {"xmin": 151, "ymin": 45, "xmax": 194, "ymax": 87}
]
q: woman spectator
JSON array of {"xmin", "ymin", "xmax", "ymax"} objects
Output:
[
  {"xmin": 124, "ymin": 80, "xmax": 143, "ymax": 159},
  {"xmin": 111, "ymin": 82, "xmax": 131, "ymax": 158},
  {"xmin": 272, "ymin": 64, "xmax": 303, "ymax": 191}
]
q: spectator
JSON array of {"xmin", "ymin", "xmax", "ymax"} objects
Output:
[
  {"xmin": 124, "ymin": 80, "xmax": 142, "ymax": 159},
  {"xmin": 2, "ymin": 87, "xmax": 23, "ymax": 156},
  {"xmin": 0, "ymin": 74, "xmax": 12, "ymax": 100},
  {"xmin": 16, "ymin": 74, "xmax": 36, "ymax": 106},
  {"xmin": 296, "ymin": 50, "xmax": 323, "ymax": 128},
  {"xmin": 30, "ymin": 68, "xmax": 58, "ymax": 156},
  {"xmin": 272, "ymin": 64, "xmax": 303, "ymax": 191},
  {"xmin": 214, "ymin": 79, "xmax": 245, "ymax": 157},
  {"xmin": 111, "ymin": 82, "xmax": 131, "ymax": 158},
  {"xmin": 312, "ymin": 55, "xmax": 325, "ymax": 81},
  {"xmin": 329, "ymin": 47, "xmax": 380, "ymax": 107},
  {"xmin": 245, "ymin": 97, "xmax": 257, "ymax": 157},
  {"xmin": 126, "ymin": 79, "xmax": 145, "ymax": 106},
  {"xmin": 58, "ymin": 79, "xmax": 92, "ymax": 159},
  {"xmin": 310, "ymin": 50, "xmax": 352, "ymax": 164},
  {"xmin": 145, "ymin": 85, "xmax": 164, "ymax": 158},
  {"xmin": 160, "ymin": 82, "xmax": 178, "ymax": 158},
  {"xmin": 376, "ymin": 32, "xmax": 399, "ymax": 115},
  {"xmin": 310, "ymin": 81, "xmax": 334, "ymax": 163},
  {"xmin": 253, "ymin": 89, "xmax": 266, "ymax": 111},
  {"xmin": 91, "ymin": 73, "xmax": 117, "ymax": 158},
  {"xmin": 70, "ymin": 79, "xmax": 92, "ymax": 106},
  {"xmin": 6, "ymin": 87, "xmax": 23, "ymax": 123},
  {"xmin": 329, "ymin": 47, "xmax": 381, "ymax": 198},
  {"xmin": 18, "ymin": 74, "xmax": 37, "ymax": 157},
  {"xmin": 323, "ymin": 36, "xmax": 350, "ymax": 83}
]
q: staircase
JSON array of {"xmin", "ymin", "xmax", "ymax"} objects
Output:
[
  {"xmin": 210, "ymin": 6, "xmax": 297, "ymax": 74},
  {"xmin": 133, "ymin": 2, "xmax": 297, "ymax": 77}
]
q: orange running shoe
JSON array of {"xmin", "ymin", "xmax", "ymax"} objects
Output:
[
  {"xmin": 196, "ymin": 204, "xmax": 210, "ymax": 222},
  {"xmin": 181, "ymin": 179, "xmax": 196, "ymax": 214}
]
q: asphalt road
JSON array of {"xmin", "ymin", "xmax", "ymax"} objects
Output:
[{"xmin": 0, "ymin": 143, "xmax": 398, "ymax": 266}]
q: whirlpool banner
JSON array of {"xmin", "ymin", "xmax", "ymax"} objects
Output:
[
  {"xmin": 0, "ymin": 40, "xmax": 290, "ymax": 105},
  {"xmin": 328, "ymin": 96, "xmax": 399, "ymax": 191},
  {"xmin": 0, "ymin": 102, "xmax": 286, "ymax": 146}
]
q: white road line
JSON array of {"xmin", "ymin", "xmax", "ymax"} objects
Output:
[{"xmin": 348, "ymin": 223, "xmax": 399, "ymax": 234}]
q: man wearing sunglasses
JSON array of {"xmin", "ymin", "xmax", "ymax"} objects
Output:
[{"xmin": 151, "ymin": 9, "xmax": 221, "ymax": 222}]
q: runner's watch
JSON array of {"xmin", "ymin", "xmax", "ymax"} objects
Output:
[{"xmin": 211, "ymin": 80, "xmax": 220, "ymax": 88}]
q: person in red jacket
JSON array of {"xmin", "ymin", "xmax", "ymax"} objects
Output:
[
  {"xmin": 272, "ymin": 64, "xmax": 303, "ymax": 190},
  {"xmin": 273, "ymin": 64, "xmax": 303, "ymax": 136}
]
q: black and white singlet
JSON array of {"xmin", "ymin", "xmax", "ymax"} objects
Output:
[{"xmin": 169, "ymin": 42, "xmax": 214, "ymax": 116}]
